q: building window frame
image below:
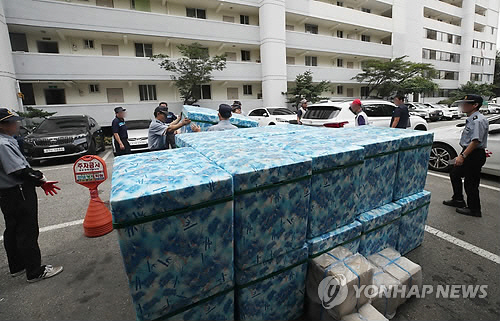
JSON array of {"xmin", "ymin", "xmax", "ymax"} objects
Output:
[
  {"xmin": 243, "ymin": 84, "xmax": 253, "ymax": 95},
  {"xmin": 139, "ymin": 84, "xmax": 157, "ymax": 101}
]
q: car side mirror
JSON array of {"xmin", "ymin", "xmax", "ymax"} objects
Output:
[
  {"xmin": 90, "ymin": 123, "xmax": 96, "ymax": 128},
  {"xmin": 263, "ymin": 113, "xmax": 269, "ymax": 117}
]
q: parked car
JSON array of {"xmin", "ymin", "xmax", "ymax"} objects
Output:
[
  {"xmin": 429, "ymin": 114, "xmax": 500, "ymax": 176},
  {"xmin": 112, "ymin": 119, "xmax": 150, "ymax": 155},
  {"xmin": 247, "ymin": 107, "xmax": 297, "ymax": 126},
  {"xmin": 486, "ymin": 103, "xmax": 500, "ymax": 114},
  {"xmin": 300, "ymin": 99, "xmax": 428, "ymax": 130},
  {"xmin": 23, "ymin": 115, "xmax": 105, "ymax": 164},
  {"xmin": 449, "ymin": 101, "xmax": 466, "ymax": 118},
  {"xmin": 406, "ymin": 102, "xmax": 443, "ymax": 121},
  {"xmin": 424, "ymin": 103, "xmax": 458, "ymax": 120}
]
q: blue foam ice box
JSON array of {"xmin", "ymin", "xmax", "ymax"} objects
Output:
[{"xmin": 180, "ymin": 105, "xmax": 258, "ymax": 133}]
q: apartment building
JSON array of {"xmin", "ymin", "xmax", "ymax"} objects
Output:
[{"xmin": 0, "ymin": 0, "xmax": 498, "ymax": 125}]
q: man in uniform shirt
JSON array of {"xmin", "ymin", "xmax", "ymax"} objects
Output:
[
  {"xmin": 158, "ymin": 102, "xmax": 178, "ymax": 149},
  {"xmin": 111, "ymin": 107, "xmax": 131, "ymax": 156},
  {"xmin": 391, "ymin": 95, "xmax": 410, "ymax": 129},
  {"xmin": 443, "ymin": 94, "xmax": 489, "ymax": 217},
  {"xmin": 191, "ymin": 104, "xmax": 237, "ymax": 132},
  {"xmin": 0, "ymin": 108, "xmax": 63, "ymax": 282},
  {"xmin": 148, "ymin": 106, "xmax": 191, "ymax": 151},
  {"xmin": 349, "ymin": 99, "xmax": 369, "ymax": 126}
]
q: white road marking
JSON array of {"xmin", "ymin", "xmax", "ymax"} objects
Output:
[
  {"xmin": 425, "ymin": 225, "xmax": 500, "ymax": 265},
  {"xmin": 35, "ymin": 165, "xmax": 72, "ymax": 171},
  {"xmin": 0, "ymin": 219, "xmax": 84, "ymax": 242},
  {"xmin": 427, "ymin": 171, "xmax": 500, "ymax": 192},
  {"xmin": 102, "ymin": 150, "xmax": 112, "ymax": 162}
]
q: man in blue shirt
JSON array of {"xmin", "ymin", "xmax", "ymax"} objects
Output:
[
  {"xmin": 391, "ymin": 95, "xmax": 410, "ymax": 129},
  {"xmin": 111, "ymin": 107, "xmax": 131, "ymax": 156},
  {"xmin": 443, "ymin": 95, "xmax": 489, "ymax": 217}
]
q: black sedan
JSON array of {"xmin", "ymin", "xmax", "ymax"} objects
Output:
[{"xmin": 23, "ymin": 115, "xmax": 105, "ymax": 164}]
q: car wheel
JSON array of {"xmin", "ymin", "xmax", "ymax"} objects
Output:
[
  {"xmin": 269, "ymin": 122, "xmax": 276, "ymax": 126},
  {"xmin": 414, "ymin": 125, "xmax": 427, "ymax": 131},
  {"xmin": 429, "ymin": 143, "xmax": 457, "ymax": 172}
]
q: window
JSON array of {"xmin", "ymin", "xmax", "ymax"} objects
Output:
[
  {"xmin": 89, "ymin": 84, "xmax": 100, "ymax": 93},
  {"xmin": 37, "ymin": 41, "xmax": 59, "ymax": 54},
  {"xmin": 240, "ymin": 15, "xmax": 250, "ymax": 25},
  {"xmin": 223, "ymin": 16, "xmax": 235, "ymax": 23},
  {"xmin": 337, "ymin": 85, "xmax": 344, "ymax": 95},
  {"xmin": 193, "ymin": 85, "xmax": 212, "ymax": 100},
  {"xmin": 305, "ymin": 24, "xmax": 319, "ymax": 34},
  {"xmin": 426, "ymin": 29, "xmax": 437, "ymax": 40},
  {"xmin": 364, "ymin": 104, "xmax": 395, "ymax": 117},
  {"xmin": 490, "ymin": 43, "xmax": 494, "ymax": 50},
  {"xmin": 286, "ymin": 56, "xmax": 296, "ymax": 65},
  {"xmin": 337, "ymin": 1, "xmax": 344, "ymax": 6},
  {"xmin": 492, "ymin": 27, "xmax": 495, "ymax": 35},
  {"xmin": 186, "ymin": 8, "xmax": 206, "ymax": 19},
  {"xmin": 249, "ymin": 109, "xmax": 267, "ymax": 117},
  {"xmin": 337, "ymin": 58, "xmax": 344, "ymax": 67},
  {"xmin": 346, "ymin": 88, "xmax": 354, "ymax": 97},
  {"xmin": 361, "ymin": 35, "xmax": 371, "ymax": 42},
  {"xmin": 305, "ymin": 56, "xmax": 318, "ymax": 66},
  {"xmin": 44, "ymin": 88, "xmax": 66, "ymax": 105},
  {"xmin": 471, "ymin": 56, "xmax": 484, "ymax": 66},
  {"xmin": 361, "ymin": 86, "xmax": 370, "ymax": 98},
  {"xmin": 20, "ymin": 83, "xmax": 35, "ymax": 105},
  {"xmin": 337, "ymin": 30, "xmax": 344, "ymax": 38},
  {"xmin": 361, "ymin": 8, "xmax": 371, "ymax": 13},
  {"xmin": 241, "ymin": 50, "xmax": 251, "ymax": 61},
  {"xmin": 437, "ymin": 71, "xmax": 458, "ymax": 80},
  {"xmin": 9, "ymin": 33, "xmax": 28, "ymax": 52},
  {"xmin": 286, "ymin": 24, "xmax": 295, "ymax": 31},
  {"xmin": 131, "ymin": 0, "xmax": 150, "ymax": 12},
  {"xmin": 139, "ymin": 85, "xmax": 157, "ymax": 101},
  {"xmin": 84, "ymin": 39, "xmax": 95, "ymax": 49},
  {"xmin": 102, "ymin": 44, "xmax": 119, "ymax": 56},
  {"xmin": 471, "ymin": 73, "xmax": 482, "ymax": 81},
  {"xmin": 243, "ymin": 85, "xmax": 253, "ymax": 95},
  {"xmin": 225, "ymin": 52, "xmax": 237, "ymax": 61},
  {"xmin": 96, "ymin": 0, "xmax": 114, "ymax": 7},
  {"xmin": 135, "ymin": 43, "xmax": 153, "ymax": 57}
]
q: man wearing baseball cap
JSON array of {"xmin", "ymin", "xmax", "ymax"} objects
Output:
[
  {"xmin": 148, "ymin": 106, "xmax": 191, "ymax": 151},
  {"xmin": 0, "ymin": 108, "xmax": 63, "ymax": 282},
  {"xmin": 191, "ymin": 104, "xmax": 237, "ymax": 132},
  {"xmin": 297, "ymin": 99, "xmax": 308, "ymax": 125},
  {"xmin": 111, "ymin": 107, "xmax": 131, "ymax": 156},
  {"xmin": 443, "ymin": 94, "xmax": 489, "ymax": 217},
  {"xmin": 349, "ymin": 99, "xmax": 369, "ymax": 126}
]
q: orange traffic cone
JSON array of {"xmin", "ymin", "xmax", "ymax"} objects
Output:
[{"xmin": 83, "ymin": 188, "xmax": 113, "ymax": 237}]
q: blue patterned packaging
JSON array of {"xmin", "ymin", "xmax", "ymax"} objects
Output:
[
  {"xmin": 110, "ymin": 148, "xmax": 235, "ymax": 321},
  {"xmin": 235, "ymin": 245, "xmax": 308, "ymax": 321},
  {"xmin": 175, "ymin": 130, "xmax": 242, "ymax": 148},
  {"xmin": 188, "ymin": 143, "xmax": 313, "ymax": 270},
  {"xmin": 306, "ymin": 221, "xmax": 363, "ymax": 258},
  {"xmin": 357, "ymin": 202, "xmax": 402, "ymax": 256},
  {"xmin": 180, "ymin": 105, "xmax": 258, "ymax": 133},
  {"xmin": 349, "ymin": 126, "xmax": 433, "ymax": 200},
  {"xmin": 395, "ymin": 190, "xmax": 432, "ymax": 255}
]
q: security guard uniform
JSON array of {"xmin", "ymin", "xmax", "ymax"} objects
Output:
[
  {"xmin": 444, "ymin": 95, "xmax": 489, "ymax": 217},
  {"xmin": 0, "ymin": 108, "xmax": 63, "ymax": 282}
]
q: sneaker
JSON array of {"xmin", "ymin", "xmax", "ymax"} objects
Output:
[
  {"xmin": 443, "ymin": 199, "xmax": 466, "ymax": 208},
  {"xmin": 10, "ymin": 269, "xmax": 25, "ymax": 277},
  {"xmin": 456, "ymin": 207, "xmax": 482, "ymax": 217},
  {"xmin": 27, "ymin": 265, "xmax": 63, "ymax": 283}
]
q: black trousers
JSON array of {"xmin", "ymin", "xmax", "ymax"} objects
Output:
[
  {"xmin": 450, "ymin": 148, "xmax": 486, "ymax": 211},
  {"xmin": 0, "ymin": 183, "xmax": 44, "ymax": 279},
  {"xmin": 166, "ymin": 132, "xmax": 176, "ymax": 149},
  {"xmin": 114, "ymin": 138, "xmax": 131, "ymax": 156}
]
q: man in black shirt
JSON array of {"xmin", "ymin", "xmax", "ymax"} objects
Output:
[
  {"xmin": 391, "ymin": 95, "xmax": 410, "ymax": 129},
  {"xmin": 111, "ymin": 107, "xmax": 131, "ymax": 156}
]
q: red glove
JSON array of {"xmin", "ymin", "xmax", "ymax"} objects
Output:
[{"xmin": 41, "ymin": 181, "xmax": 61, "ymax": 196}]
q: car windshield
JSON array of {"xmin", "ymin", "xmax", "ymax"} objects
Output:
[
  {"xmin": 126, "ymin": 120, "xmax": 151, "ymax": 130},
  {"xmin": 35, "ymin": 118, "xmax": 87, "ymax": 133},
  {"xmin": 303, "ymin": 106, "xmax": 342, "ymax": 119},
  {"xmin": 268, "ymin": 108, "xmax": 295, "ymax": 115}
]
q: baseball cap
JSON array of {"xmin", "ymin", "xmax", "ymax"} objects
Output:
[
  {"xmin": 154, "ymin": 106, "xmax": 169, "ymax": 117},
  {"xmin": 232, "ymin": 100, "xmax": 242, "ymax": 107},
  {"xmin": 0, "ymin": 108, "xmax": 22, "ymax": 123},
  {"xmin": 456, "ymin": 94, "xmax": 483, "ymax": 106},
  {"xmin": 218, "ymin": 104, "xmax": 232, "ymax": 118},
  {"xmin": 300, "ymin": 99, "xmax": 308, "ymax": 104},
  {"xmin": 114, "ymin": 106, "xmax": 126, "ymax": 113},
  {"xmin": 351, "ymin": 99, "xmax": 362, "ymax": 106}
]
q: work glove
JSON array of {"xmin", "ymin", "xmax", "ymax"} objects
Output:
[{"xmin": 41, "ymin": 181, "xmax": 61, "ymax": 196}]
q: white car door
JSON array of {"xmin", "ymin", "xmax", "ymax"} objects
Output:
[
  {"xmin": 363, "ymin": 103, "xmax": 394, "ymax": 127},
  {"xmin": 486, "ymin": 122, "xmax": 500, "ymax": 175},
  {"xmin": 248, "ymin": 108, "xmax": 269, "ymax": 126}
]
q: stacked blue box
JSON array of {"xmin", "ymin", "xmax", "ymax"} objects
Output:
[
  {"xmin": 349, "ymin": 126, "xmax": 434, "ymax": 200},
  {"xmin": 306, "ymin": 220, "xmax": 363, "ymax": 259},
  {"xmin": 110, "ymin": 149, "xmax": 235, "ymax": 321},
  {"xmin": 175, "ymin": 130, "xmax": 242, "ymax": 148},
  {"xmin": 356, "ymin": 202, "xmax": 402, "ymax": 256},
  {"xmin": 395, "ymin": 190, "xmax": 432, "ymax": 254},
  {"xmin": 180, "ymin": 105, "xmax": 258, "ymax": 133},
  {"xmin": 235, "ymin": 245, "xmax": 308, "ymax": 321},
  {"xmin": 322, "ymin": 129, "xmax": 401, "ymax": 213},
  {"xmin": 251, "ymin": 134, "xmax": 365, "ymax": 238}
]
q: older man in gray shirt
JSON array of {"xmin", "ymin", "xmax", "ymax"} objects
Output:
[
  {"xmin": 191, "ymin": 104, "xmax": 237, "ymax": 132},
  {"xmin": 148, "ymin": 106, "xmax": 191, "ymax": 151}
]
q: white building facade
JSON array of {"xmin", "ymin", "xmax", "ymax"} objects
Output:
[{"xmin": 0, "ymin": 0, "xmax": 498, "ymax": 125}]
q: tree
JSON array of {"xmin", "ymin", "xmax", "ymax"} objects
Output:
[
  {"xmin": 18, "ymin": 106, "xmax": 56, "ymax": 118},
  {"xmin": 353, "ymin": 56, "xmax": 438, "ymax": 98},
  {"xmin": 493, "ymin": 50, "xmax": 500, "ymax": 97},
  {"xmin": 151, "ymin": 43, "xmax": 226, "ymax": 105},
  {"xmin": 287, "ymin": 70, "xmax": 330, "ymax": 107}
]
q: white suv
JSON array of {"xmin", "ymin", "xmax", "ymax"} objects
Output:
[{"xmin": 300, "ymin": 100, "xmax": 428, "ymax": 130}]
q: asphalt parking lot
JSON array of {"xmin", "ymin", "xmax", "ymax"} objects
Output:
[{"xmin": 0, "ymin": 120, "xmax": 499, "ymax": 321}]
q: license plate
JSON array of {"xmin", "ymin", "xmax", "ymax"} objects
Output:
[
  {"xmin": 43, "ymin": 147, "xmax": 65, "ymax": 153},
  {"xmin": 129, "ymin": 140, "xmax": 146, "ymax": 146}
]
